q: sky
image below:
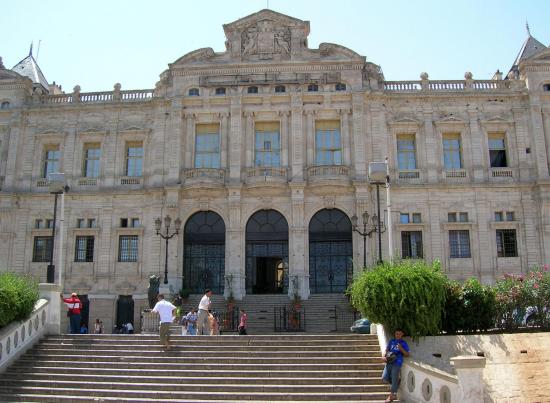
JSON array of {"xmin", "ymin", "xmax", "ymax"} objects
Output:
[{"xmin": 1, "ymin": 0, "xmax": 550, "ymax": 93}]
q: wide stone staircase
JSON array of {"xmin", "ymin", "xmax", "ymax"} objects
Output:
[{"xmin": 0, "ymin": 333, "xmax": 390, "ymax": 402}]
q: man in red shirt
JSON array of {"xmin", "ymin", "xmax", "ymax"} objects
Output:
[{"xmin": 61, "ymin": 292, "xmax": 82, "ymax": 334}]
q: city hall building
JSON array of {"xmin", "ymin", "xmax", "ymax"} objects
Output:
[{"xmin": 1, "ymin": 10, "xmax": 549, "ymax": 329}]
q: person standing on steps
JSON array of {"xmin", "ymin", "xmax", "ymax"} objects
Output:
[
  {"xmin": 382, "ymin": 328, "xmax": 410, "ymax": 402},
  {"xmin": 61, "ymin": 292, "xmax": 82, "ymax": 334},
  {"xmin": 152, "ymin": 294, "xmax": 177, "ymax": 351},
  {"xmin": 197, "ymin": 289, "xmax": 212, "ymax": 335},
  {"xmin": 238, "ymin": 309, "xmax": 248, "ymax": 335}
]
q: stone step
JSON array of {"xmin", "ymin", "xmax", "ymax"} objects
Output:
[
  {"xmin": 0, "ymin": 373, "xmax": 385, "ymax": 386},
  {"xmin": 7, "ymin": 366, "xmax": 384, "ymax": 378},
  {"xmin": 0, "ymin": 386, "xmax": 390, "ymax": 401},
  {"xmin": 46, "ymin": 334, "xmax": 375, "ymax": 340}
]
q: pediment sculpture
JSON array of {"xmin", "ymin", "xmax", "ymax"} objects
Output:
[{"xmin": 241, "ymin": 20, "xmax": 291, "ymax": 59}]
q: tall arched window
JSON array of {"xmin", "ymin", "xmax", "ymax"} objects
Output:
[
  {"xmin": 183, "ymin": 211, "xmax": 226, "ymax": 293},
  {"xmin": 309, "ymin": 209, "xmax": 352, "ymax": 293},
  {"xmin": 245, "ymin": 210, "xmax": 289, "ymax": 294}
]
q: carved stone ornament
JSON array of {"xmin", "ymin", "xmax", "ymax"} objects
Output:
[{"xmin": 241, "ymin": 20, "xmax": 291, "ymax": 59}]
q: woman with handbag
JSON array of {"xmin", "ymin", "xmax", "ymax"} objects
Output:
[{"xmin": 382, "ymin": 328, "xmax": 410, "ymax": 402}]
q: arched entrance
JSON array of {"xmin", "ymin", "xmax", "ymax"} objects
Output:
[
  {"xmin": 309, "ymin": 208, "xmax": 353, "ymax": 293},
  {"xmin": 183, "ymin": 211, "xmax": 226, "ymax": 294},
  {"xmin": 246, "ymin": 209, "xmax": 289, "ymax": 294}
]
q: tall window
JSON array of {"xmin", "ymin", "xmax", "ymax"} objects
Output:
[
  {"xmin": 195, "ymin": 124, "xmax": 220, "ymax": 168},
  {"xmin": 315, "ymin": 121, "xmax": 342, "ymax": 165},
  {"xmin": 397, "ymin": 134, "xmax": 416, "ymax": 170},
  {"xmin": 401, "ymin": 231, "xmax": 423, "ymax": 259},
  {"xmin": 443, "ymin": 133, "xmax": 462, "ymax": 169},
  {"xmin": 43, "ymin": 145, "xmax": 60, "ymax": 178},
  {"xmin": 254, "ymin": 122, "xmax": 280, "ymax": 167},
  {"xmin": 125, "ymin": 142, "xmax": 143, "ymax": 177},
  {"xmin": 308, "ymin": 84, "xmax": 318, "ymax": 92},
  {"xmin": 83, "ymin": 144, "xmax": 101, "ymax": 178},
  {"xmin": 496, "ymin": 229, "xmax": 517, "ymax": 257},
  {"xmin": 32, "ymin": 236, "xmax": 52, "ymax": 262},
  {"xmin": 118, "ymin": 235, "xmax": 138, "ymax": 262},
  {"xmin": 488, "ymin": 133, "xmax": 507, "ymax": 167},
  {"xmin": 449, "ymin": 230, "xmax": 471, "ymax": 258},
  {"xmin": 75, "ymin": 236, "xmax": 95, "ymax": 262}
]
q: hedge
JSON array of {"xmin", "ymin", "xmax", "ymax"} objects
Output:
[{"xmin": 0, "ymin": 272, "xmax": 39, "ymax": 328}]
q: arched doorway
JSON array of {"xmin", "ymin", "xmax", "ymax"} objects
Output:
[
  {"xmin": 246, "ymin": 209, "xmax": 289, "ymax": 294},
  {"xmin": 183, "ymin": 211, "xmax": 226, "ymax": 294},
  {"xmin": 309, "ymin": 209, "xmax": 353, "ymax": 293}
]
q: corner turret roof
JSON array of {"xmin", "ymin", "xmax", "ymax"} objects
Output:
[
  {"xmin": 508, "ymin": 25, "xmax": 547, "ymax": 77},
  {"xmin": 11, "ymin": 46, "xmax": 49, "ymax": 91}
]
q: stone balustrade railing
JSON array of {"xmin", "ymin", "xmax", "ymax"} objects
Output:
[
  {"xmin": 384, "ymin": 79, "xmax": 515, "ymax": 92},
  {"xmin": 184, "ymin": 168, "xmax": 226, "ymax": 180},
  {"xmin": 247, "ymin": 167, "xmax": 288, "ymax": 178},
  {"xmin": 307, "ymin": 165, "xmax": 350, "ymax": 177},
  {"xmin": 0, "ymin": 298, "xmax": 49, "ymax": 372},
  {"xmin": 42, "ymin": 89, "xmax": 154, "ymax": 105}
]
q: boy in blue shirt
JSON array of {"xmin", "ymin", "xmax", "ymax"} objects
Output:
[{"xmin": 382, "ymin": 328, "xmax": 410, "ymax": 402}]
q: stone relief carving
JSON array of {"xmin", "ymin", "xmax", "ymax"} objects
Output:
[{"xmin": 241, "ymin": 20, "xmax": 291, "ymax": 59}]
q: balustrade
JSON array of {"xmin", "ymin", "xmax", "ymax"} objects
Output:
[
  {"xmin": 120, "ymin": 177, "xmax": 142, "ymax": 185},
  {"xmin": 42, "ymin": 89, "xmax": 154, "ymax": 105},
  {"xmin": 184, "ymin": 168, "xmax": 225, "ymax": 180},
  {"xmin": 385, "ymin": 79, "xmax": 514, "ymax": 92}
]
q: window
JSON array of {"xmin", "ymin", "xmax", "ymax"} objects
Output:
[
  {"xmin": 506, "ymin": 211, "xmax": 515, "ymax": 221},
  {"xmin": 0, "ymin": 101, "xmax": 9, "ymax": 109},
  {"xmin": 43, "ymin": 145, "xmax": 60, "ymax": 178},
  {"xmin": 494, "ymin": 212, "xmax": 503, "ymax": 222},
  {"xmin": 443, "ymin": 133, "xmax": 462, "ymax": 169},
  {"xmin": 412, "ymin": 213, "xmax": 422, "ymax": 224},
  {"xmin": 83, "ymin": 144, "xmax": 101, "ymax": 178},
  {"xmin": 335, "ymin": 83, "xmax": 346, "ymax": 91},
  {"xmin": 195, "ymin": 124, "xmax": 220, "ymax": 169},
  {"xmin": 215, "ymin": 87, "xmax": 226, "ymax": 95},
  {"xmin": 77, "ymin": 218, "xmax": 85, "ymax": 228},
  {"xmin": 120, "ymin": 218, "xmax": 128, "ymax": 228},
  {"xmin": 75, "ymin": 236, "xmax": 94, "ymax": 262},
  {"xmin": 308, "ymin": 84, "xmax": 318, "ymax": 92},
  {"xmin": 543, "ymin": 84, "xmax": 550, "ymax": 91},
  {"xmin": 459, "ymin": 212, "xmax": 469, "ymax": 222},
  {"xmin": 118, "ymin": 235, "xmax": 138, "ymax": 262},
  {"xmin": 254, "ymin": 122, "xmax": 281, "ymax": 167},
  {"xmin": 448, "ymin": 213, "xmax": 457, "ymax": 222},
  {"xmin": 397, "ymin": 134, "xmax": 417, "ymax": 170},
  {"xmin": 315, "ymin": 120, "xmax": 342, "ymax": 165},
  {"xmin": 32, "ymin": 236, "xmax": 52, "ymax": 262},
  {"xmin": 496, "ymin": 229, "xmax": 517, "ymax": 257},
  {"xmin": 449, "ymin": 230, "xmax": 471, "ymax": 258},
  {"xmin": 400, "ymin": 213, "xmax": 410, "ymax": 224},
  {"xmin": 188, "ymin": 88, "xmax": 199, "ymax": 96},
  {"xmin": 247, "ymin": 86, "xmax": 258, "ymax": 94},
  {"xmin": 488, "ymin": 133, "xmax": 507, "ymax": 167},
  {"xmin": 131, "ymin": 218, "xmax": 140, "ymax": 227},
  {"xmin": 275, "ymin": 85, "xmax": 286, "ymax": 93},
  {"xmin": 402, "ymin": 231, "xmax": 423, "ymax": 259},
  {"xmin": 35, "ymin": 219, "xmax": 44, "ymax": 229},
  {"xmin": 125, "ymin": 142, "xmax": 143, "ymax": 177},
  {"xmin": 46, "ymin": 219, "xmax": 54, "ymax": 229}
]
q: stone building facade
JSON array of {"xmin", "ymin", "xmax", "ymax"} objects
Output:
[{"xmin": 1, "ymin": 10, "xmax": 550, "ymax": 330}]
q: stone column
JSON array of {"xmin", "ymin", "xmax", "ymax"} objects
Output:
[
  {"xmin": 340, "ymin": 109, "xmax": 351, "ymax": 167},
  {"xmin": 422, "ymin": 107, "xmax": 437, "ymax": 183},
  {"xmin": 450, "ymin": 356, "xmax": 486, "ymax": 403},
  {"xmin": 290, "ymin": 96, "xmax": 304, "ymax": 181},
  {"xmin": 351, "ymin": 93, "xmax": 366, "ymax": 177},
  {"xmin": 468, "ymin": 107, "xmax": 485, "ymax": 182},
  {"xmin": 289, "ymin": 183, "xmax": 306, "ymax": 298},
  {"xmin": 244, "ymin": 112, "xmax": 254, "ymax": 168},
  {"xmin": 305, "ymin": 110, "xmax": 315, "ymax": 166},
  {"xmin": 528, "ymin": 97, "xmax": 550, "ymax": 179},
  {"xmin": 226, "ymin": 186, "xmax": 244, "ymax": 299},
  {"xmin": 220, "ymin": 112, "xmax": 229, "ymax": 169},
  {"xmin": 184, "ymin": 113, "xmax": 194, "ymax": 169},
  {"xmin": 280, "ymin": 110, "xmax": 290, "ymax": 168}
]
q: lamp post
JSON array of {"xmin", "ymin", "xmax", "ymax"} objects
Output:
[
  {"xmin": 351, "ymin": 211, "xmax": 385, "ymax": 267},
  {"xmin": 368, "ymin": 161, "xmax": 390, "ymax": 264},
  {"xmin": 47, "ymin": 173, "xmax": 68, "ymax": 284},
  {"xmin": 155, "ymin": 215, "xmax": 182, "ymax": 284}
]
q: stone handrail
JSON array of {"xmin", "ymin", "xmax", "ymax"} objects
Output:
[
  {"xmin": 246, "ymin": 167, "xmax": 287, "ymax": 178},
  {"xmin": 384, "ymin": 79, "xmax": 512, "ymax": 92},
  {"xmin": 43, "ymin": 89, "xmax": 154, "ymax": 105},
  {"xmin": 307, "ymin": 165, "xmax": 350, "ymax": 177},
  {"xmin": 184, "ymin": 168, "xmax": 226, "ymax": 180},
  {"xmin": 0, "ymin": 298, "xmax": 49, "ymax": 373}
]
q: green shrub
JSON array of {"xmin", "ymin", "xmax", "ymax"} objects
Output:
[
  {"xmin": 461, "ymin": 278, "xmax": 496, "ymax": 332},
  {"xmin": 348, "ymin": 259, "xmax": 446, "ymax": 338},
  {"xmin": 0, "ymin": 272, "xmax": 39, "ymax": 328},
  {"xmin": 441, "ymin": 280, "xmax": 465, "ymax": 334}
]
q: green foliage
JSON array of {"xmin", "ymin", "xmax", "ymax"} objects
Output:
[
  {"xmin": 0, "ymin": 272, "xmax": 39, "ymax": 328},
  {"xmin": 349, "ymin": 259, "xmax": 446, "ymax": 338},
  {"xmin": 441, "ymin": 280, "xmax": 465, "ymax": 334},
  {"xmin": 460, "ymin": 278, "xmax": 496, "ymax": 332}
]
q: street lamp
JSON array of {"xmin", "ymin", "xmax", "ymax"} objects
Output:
[
  {"xmin": 368, "ymin": 161, "xmax": 390, "ymax": 264},
  {"xmin": 351, "ymin": 211, "xmax": 385, "ymax": 268},
  {"xmin": 47, "ymin": 173, "xmax": 68, "ymax": 284},
  {"xmin": 154, "ymin": 215, "xmax": 182, "ymax": 284}
]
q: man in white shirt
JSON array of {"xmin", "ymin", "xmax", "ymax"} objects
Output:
[
  {"xmin": 152, "ymin": 294, "xmax": 176, "ymax": 350},
  {"xmin": 197, "ymin": 289, "xmax": 212, "ymax": 335}
]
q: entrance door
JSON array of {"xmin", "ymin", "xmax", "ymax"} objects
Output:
[
  {"xmin": 78, "ymin": 294, "xmax": 89, "ymax": 329},
  {"xmin": 116, "ymin": 295, "xmax": 134, "ymax": 328},
  {"xmin": 255, "ymin": 257, "xmax": 284, "ymax": 293}
]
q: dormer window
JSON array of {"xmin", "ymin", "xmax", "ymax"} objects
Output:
[
  {"xmin": 308, "ymin": 84, "xmax": 318, "ymax": 92},
  {"xmin": 0, "ymin": 102, "xmax": 9, "ymax": 109},
  {"xmin": 335, "ymin": 83, "xmax": 346, "ymax": 91},
  {"xmin": 188, "ymin": 88, "xmax": 199, "ymax": 96},
  {"xmin": 275, "ymin": 85, "xmax": 286, "ymax": 93},
  {"xmin": 215, "ymin": 87, "xmax": 226, "ymax": 95},
  {"xmin": 247, "ymin": 86, "xmax": 258, "ymax": 94}
]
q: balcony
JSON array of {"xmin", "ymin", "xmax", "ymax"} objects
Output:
[
  {"xmin": 245, "ymin": 167, "xmax": 287, "ymax": 186},
  {"xmin": 120, "ymin": 176, "xmax": 143, "ymax": 186},
  {"xmin": 77, "ymin": 178, "xmax": 98, "ymax": 188},
  {"xmin": 184, "ymin": 168, "xmax": 225, "ymax": 187},
  {"xmin": 489, "ymin": 167, "xmax": 514, "ymax": 182},
  {"xmin": 307, "ymin": 165, "xmax": 351, "ymax": 186},
  {"xmin": 396, "ymin": 169, "xmax": 423, "ymax": 184},
  {"xmin": 443, "ymin": 169, "xmax": 469, "ymax": 183}
]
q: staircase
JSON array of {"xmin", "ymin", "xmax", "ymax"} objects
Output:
[
  {"xmin": 0, "ymin": 333, "xmax": 391, "ymax": 402},
  {"xmin": 176, "ymin": 293, "xmax": 357, "ymax": 334}
]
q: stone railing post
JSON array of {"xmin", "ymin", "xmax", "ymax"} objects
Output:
[
  {"xmin": 451, "ymin": 355, "xmax": 486, "ymax": 402},
  {"xmin": 464, "ymin": 72, "xmax": 473, "ymax": 90},
  {"xmin": 39, "ymin": 283, "xmax": 61, "ymax": 335},
  {"xmin": 420, "ymin": 72, "xmax": 429, "ymax": 91},
  {"xmin": 113, "ymin": 83, "xmax": 122, "ymax": 101},
  {"xmin": 72, "ymin": 85, "xmax": 81, "ymax": 103}
]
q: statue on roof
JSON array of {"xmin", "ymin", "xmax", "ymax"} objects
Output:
[{"xmin": 0, "ymin": 57, "xmax": 4, "ymax": 69}]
